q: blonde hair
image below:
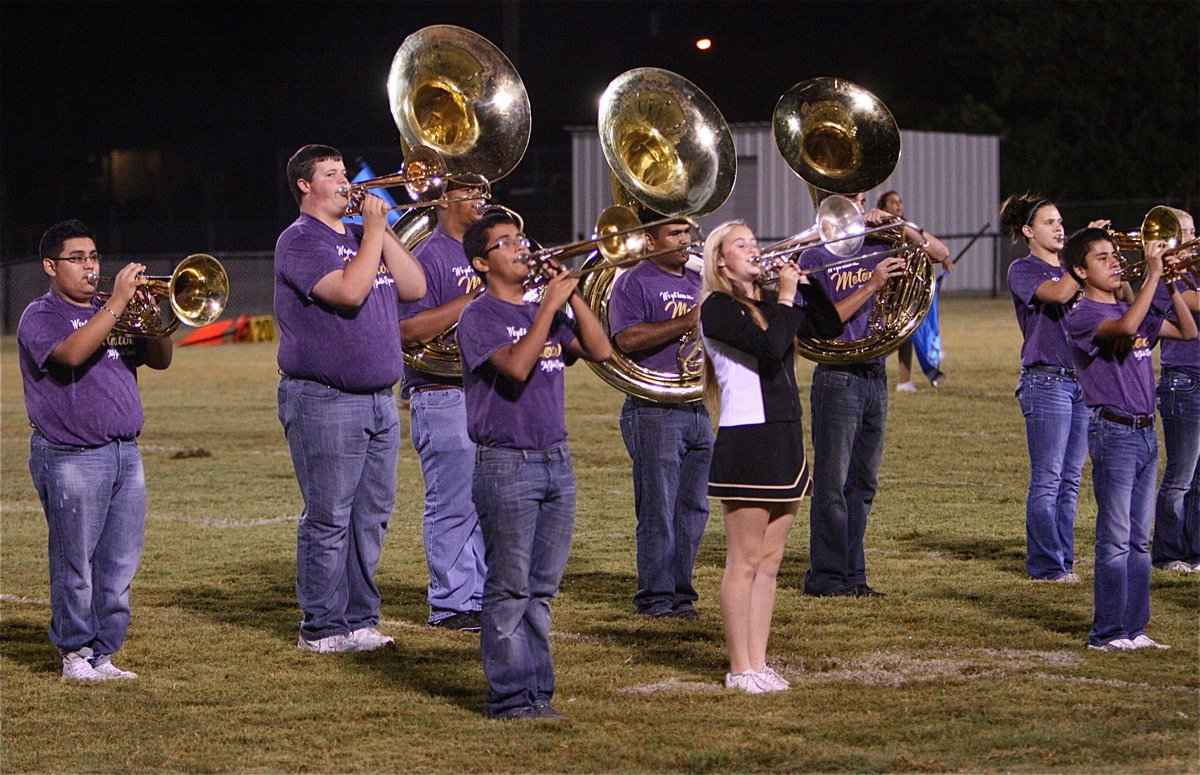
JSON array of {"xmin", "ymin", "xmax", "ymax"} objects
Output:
[{"xmin": 699, "ymin": 220, "xmax": 769, "ymax": 411}]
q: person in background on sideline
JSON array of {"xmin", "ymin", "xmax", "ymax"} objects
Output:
[
  {"xmin": 1063, "ymin": 227, "xmax": 1195, "ymax": 650},
  {"xmin": 699, "ymin": 220, "xmax": 842, "ymax": 693},
  {"xmin": 18, "ymin": 219, "xmax": 173, "ymax": 680}
]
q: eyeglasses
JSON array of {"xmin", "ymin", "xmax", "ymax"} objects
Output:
[
  {"xmin": 50, "ymin": 252, "xmax": 101, "ymax": 266},
  {"xmin": 485, "ymin": 235, "xmax": 530, "ymax": 254}
]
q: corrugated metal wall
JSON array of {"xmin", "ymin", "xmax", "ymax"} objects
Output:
[{"xmin": 571, "ymin": 125, "xmax": 999, "ymax": 293}]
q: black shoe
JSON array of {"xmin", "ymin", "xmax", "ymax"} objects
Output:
[
  {"xmin": 854, "ymin": 584, "xmax": 886, "ymax": 598},
  {"xmin": 533, "ymin": 703, "xmax": 566, "ymax": 720},
  {"xmin": 803, "ymin": 585, "xmax": 857, "ymax": 597},
  {"xmin": 430, "ymin": 611, "xmax": 482, "ymax": 632},
  {"xmin": 494, "ymin": 706, "xmax": 539, "ymax": 720},
  {"xmin": 927, "ymin": 369, "xmax": 947, "ymax": 388},
  {"xmin": 671, "ymin": 606, "xmax": 700, "ymax": 620}
]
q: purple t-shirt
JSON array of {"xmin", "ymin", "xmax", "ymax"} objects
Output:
[
  {"xmin": 1007, "ymin": 254, "xmax": 1078, "ymax": 369},
  {"xmin": 458, "ymin": 292, "xmax": 580, "ymax": 450},
  {"xmin": 1152, "ymin": 281, "xmax": 1200, "ymax": 378},
  {"xmin": 397, "ymin": 227, "xmax": 481, "ymax": 394},
  {"xmin": 17, "ymin": 292, "xmax": 144, "ymax": 446},
  {"xmin": 274, "ymin": 213, "xmax": 402, "ymax": 392},
  {"xmin": 799, "ymin": 240, "xmax": 887, "ymax": 367},
  {"xmin": 1066, "ymin": 297, "xmax": 1165, "ymax": 416},
  {"xmin": 607, "ymin": 261, "xmax": 700, "ymax": 374}
]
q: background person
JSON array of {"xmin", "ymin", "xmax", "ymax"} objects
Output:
[
  {"xmin": 1150, "ymin": 208, "xmax": 1200, "ymax": 574},
  {"xmin": 457, "ymin": 210, "xmax": 612, "ymax": 719},
  {"xmin": 608, "ymin": 217, "xmax": 713, "ymax": 620},
  {"xmin": 1063, "ymin": 227, "xmax": 1195, "ymax": 650},
  {"xmin": 800, "ymin": 193, "xmax": 906, "ymax": 598},
  {"xmin": 398, "ymin": 182, "xmax": 488, "ymax": 630},
  {"xmin": 274, "ymin": 144, "xmax": 426, "ymax": 653},
  {"xmin": 18, "ymin": 219, "xmax": 173, "ymax": 681},
  {"xmin": 877, "ymin": 190, "xmax": 953, "ymax": 392},
  {"xmin": 700, "ymin": 220, "xmax": 842, "ymax": 693}
]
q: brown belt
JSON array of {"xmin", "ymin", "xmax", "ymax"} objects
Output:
[{"xmin": 1097, "ymin": 408, "xmax": 1153, "ymax": 429}]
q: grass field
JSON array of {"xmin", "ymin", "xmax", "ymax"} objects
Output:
[{"xmin": 2, "ymin": 297, "xmax": 1197, "ymax": 773}]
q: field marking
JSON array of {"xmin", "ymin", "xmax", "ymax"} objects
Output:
[
  {"xmin": 1, "ymin": 593, "xmax": 49, "ymax": 606},
  {"xmin": 148, "ymin": 513, "xmax": 297, "ymax": 528}
]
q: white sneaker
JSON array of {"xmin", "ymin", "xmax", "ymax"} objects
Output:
[
  {"xmin": 297, "ymin": 633, "xmax": 357, "ymax": 653},
  {"xmin": 895, "ymin": 381, "xmax": 917, "ymax": 393},
  {"xmin": 1088, "ymin": 638, "xmax": 1136, "ymax": 652},
  {"xmin": 62, "ymin": 651, "xmax": 106, "ymax": 682},
  {"xmin": 1052, "ymin": 572, "xmax": 1081, "ymax": 583},
  {"xmin": 754, "ymin": 667, "xmax": 791, "ymax": 691},
  {"xmin": 349, "ymin": 626, "xmax": 394, "ymax": 651},
  {"xmin": 1129, "ymin": 634, "xmax": 1170, "ymax": 650},
  {"xmin": 1158, "ymin": 560, "xmax": 1194, "ymax": 574},
  {"xmin": 91, "ymin": 655, "xmax": 139, "ymax": 679},
  {"xmin": 725, "ymin": 671, "xmax": 769, "ymax": 694}
]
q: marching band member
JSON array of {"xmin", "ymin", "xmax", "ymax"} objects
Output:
[
  {"xmin": 1150, "ymin": 209, "xmax": 1200, "ymax": 574},
  {"xmin": 799, "ymin": 193, "xmax": 907, "ymax": 598},
  {"xmin": 398, "ymin": 182, "xmax": 488, "ymax": 631},
  {"xmin": 1063, "ymin": 228, "xmax": 1195, "ymax": 650},
  {"xmin": 457, "ymin": 210, "xmax": 611, "ymax": 719},
  {"xmin": 1002, "ymin": 194, "xmax": 1087, "ymax": 583},
  {"xmin": 18, "ymin": 219, "xmax": 172, "ymax": 681},
  {"xmin": 274, "ymin": 144, "xmax": 425, "ymax": 653},
  {"xmin": 608, "ymin": 217, "xmax": 713, "ymax": 620},
  {"xmin": 879, "ymin": 190, "xmax": 953, "ymax": 392},
  {"xmin": 699, "ymin": 220, "xmax": 841, "ymax": 693}
]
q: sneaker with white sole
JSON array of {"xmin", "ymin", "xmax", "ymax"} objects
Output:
[
  {"xmin": 62, "ymin": 651, "xmax": 106, "ymax": 682},
  {"xmin": 895, "ymin": 381, "xmax": 917, "ymax": 393},
  {"xmin": 1156, "ymin": 560, "xmax": 1194, "ymax": 574},
  {"xmin": 725, "ymin": 671, "xmax": 769, "ymax": 694},
  {"xmin": 349, "ymin": 626, "xmax": 394, "ymax": 651},
  {"xmin": 91, "ymin": 655, "xmax": 139, "ymax": 680},
  {"xmin": 1087, "ymin": 638, "xmax": 1136, "ymax": 652},
  {"xmin": 754, "ymin": 667, "xmax": 790, "ymax": 691},
  {"xmin": 1129, "ymin": 634, "xmax": 1170, "ymax": 650},
  {"xmin": 1052, "ymin": 572, "xmax": 1081, "ymax": 583},
  {"xmin": 297, "ymin": 633, "xmax": 357, "ymax": 653}
]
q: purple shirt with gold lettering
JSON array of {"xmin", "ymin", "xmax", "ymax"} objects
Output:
[
  {"xmin": 274, "ymin": 213, "xmax": 402, "ymax": 392},
  {"xmin": 1066, "ymin": 297, "xmax": 1165, "ymax": 416},
  {"xmin": 607, "ymin": 261, "xmax": 700, "ymax": 374},
  {"xmin": 458, "ymin": 292, "xmax": 579, "ymax": 451},
  {"xmin": 799, "ymin": 239, "xmax": 887, "ymax": 367},
  {"xmin": 18, "ymin": 292, "xmax": 144, "ymax": 446}
]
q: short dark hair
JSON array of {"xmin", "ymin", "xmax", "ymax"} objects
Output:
[
  {"xmin": 1062, "ymin": 227, "xmax": 1113, "ymax": 282},
  {"xmin": 39, "ymin": 219, "xmax": 95, "ymax": 259},
  {"xmin": 463, "ymin": 209, "xmax": 521, "ymax": 284},
  {"xmin": 877, "ymin": 190, "xmax": 899, "ymax": 210},
  {"xmin": 286, "ymin": 144, "xmax": 342, "ymax": 206}
]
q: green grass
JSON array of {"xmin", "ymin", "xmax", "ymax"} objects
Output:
[{"xmin": 2, "ymin": 298, "xmax": 1198, "ymax": 773}]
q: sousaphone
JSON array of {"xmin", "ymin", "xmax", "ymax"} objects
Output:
[
  {"xmin": 773, "ymin": 77, "xmax": 935, "ymax": 364},
  {"xmin": 580, "ymin": 67, "xmax": 736, "ymax": 403},
  {"xmin": 387, "ymin": 25, "xmax": 530, "ymax": 377}
]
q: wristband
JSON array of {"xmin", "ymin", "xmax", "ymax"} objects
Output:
[{"xmin": 100, "ymin": 305, "xmax": 119, "ymax": 320}]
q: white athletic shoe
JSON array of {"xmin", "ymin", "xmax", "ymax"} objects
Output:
[
  {"xmin": 297, "ymin": 633, "xmax": 357, "ymax": 653},
  {"xmin": 1087, "ymin": 638, "xmax": 1136, "ymax": 652},
  {"xmin": 1158, "ymin": 560, "xmax": 1194, "ymax": 574},
  {"xmin": 91, "ymin": 655, "xmax": 139, "ymax": 679},
  {"xmin": 349, "ymin": 626, "xmax": 394, "ymax": 651},
  {"xmin": 1129, "ymin": 634, "xmax": 1170, "ymax": 650},
  {"xmin": 62, "ymin": 651, "xmax": 105, "ymax": 682},
  {"xmin": 895, "ymin": 381, "xmax": 918, "ymax": 393},
  {"xmin": 725, "ymin": 672, "xmax": 769, "ymax": 694},
  {"xmin": 754, "ymin": 667, "xmax": 791, "ymax": 691}
]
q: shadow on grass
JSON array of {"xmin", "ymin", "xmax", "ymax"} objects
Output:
[
  {"xmin": 896, "ymin": 530, "xmax": 1028, "ymax": 577},
  {"xmin": 0, "ymin": 616, "xmax": 58, "ymax": 674}
]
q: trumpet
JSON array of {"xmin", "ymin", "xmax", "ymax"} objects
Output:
[
  {"xmin": 1109, "ymin": 206, "xmax": 1183, "ymax": 284},
  {"xmin": 87, "ymin": 254, "xmax": 229, "ymax": 337}
]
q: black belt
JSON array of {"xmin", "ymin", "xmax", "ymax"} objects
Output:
[
  {"xmin": 820, "ymin": 363, "xmax": 887, "ymax": 379},
  {"xmin": 1097, "ymin": 408, "xmax": 1154, "ymax": 429},
  {"xmin": 1026, "ymin": 364, "xmax": 1077, "ymax": 379},
  {"xmin": 410, "ymin": 383, "xmax": 462, "ymax": 395}
]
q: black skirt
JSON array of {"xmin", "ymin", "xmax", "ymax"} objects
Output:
[{"xmin": 708, "ymin": 421, "xmax": 811, "ymax": 502}]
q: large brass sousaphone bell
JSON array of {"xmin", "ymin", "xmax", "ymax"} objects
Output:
[
  {"xmin": 773, "ymin": 77, "xmax": 935, "ymax": 364},
  {"xmin": 387, "ymin": 25, "xmax": 531, "ymax": 378},
  {"xmin": 580, "ymin": 67, "xmax": 736, "ymax": 404}
]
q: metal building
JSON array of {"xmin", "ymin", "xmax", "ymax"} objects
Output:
[{"xmin": 570, "ymin": 125, "xmax": 1000, "ymax": 294}]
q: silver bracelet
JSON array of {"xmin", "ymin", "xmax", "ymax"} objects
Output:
[{"xmin": 100, "ymin": 305, "xmax": 119, "ymax": 320}]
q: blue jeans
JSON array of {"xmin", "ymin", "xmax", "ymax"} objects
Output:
[
  {"xmin": 29, "ymin": 432, "xmax": 146, "ymax": 658},
  {"xmin": 619, "ymin": 396, "xmax": 713, "ymax": 615},
  {"xmin": 1152, "ymin": 369, "xmax": 1200, "ymax": 565},
  {"xmin": 805, "ymin": 367, "xmax": 888, "ymax": 595},
  {"xmin": 278, "ymin": 376, "xmax": 399, "ymax": 641},
  {"xmin": 410, "ymin": 388, "xmax": 485, "ymax": 623},
  {"xmin": 473, "ymin": 444, "xmax": 576, "ymax": 718},
  {"xmin": 1088, "ymin": 416, "xmax": 1157, "ymax": 646},
  {"xmin": 1016, "ymin": 370, "xmax": 1089, "ymax": 579}
]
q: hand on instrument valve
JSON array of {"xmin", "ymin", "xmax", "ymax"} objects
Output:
[
  {"xmin": 862, "ymin": 208, "xmax": 894, "ymax": 228},
  {"xmin": 865, "ymin": 254, "xmax": 907, "ymax": 293},
  {"xmin": 110, "ymin": 263, "xmax": 150, "ymax": 313},
  {"xmin": 540, "ymin": 258, "xmax": 580, "ymax": 310},
  {"xmin": 775, "ymin": 262, "xmax": 802, "ymax": 306},
  {"xmin": 359, "ymin": 194, "xmax": 389, "ymax": 233},
  {"xmin": 1143, "ymin": 239, "xmax": 1168, "ymax": 278}
]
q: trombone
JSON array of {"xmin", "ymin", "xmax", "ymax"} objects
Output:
[
  {"xmin": 87, "ymin": 254, "xmax": 229, "ymax": 337},
  {"xmin": 338, "ymin": 145, "xmax": 492, "ymax": 216}
]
